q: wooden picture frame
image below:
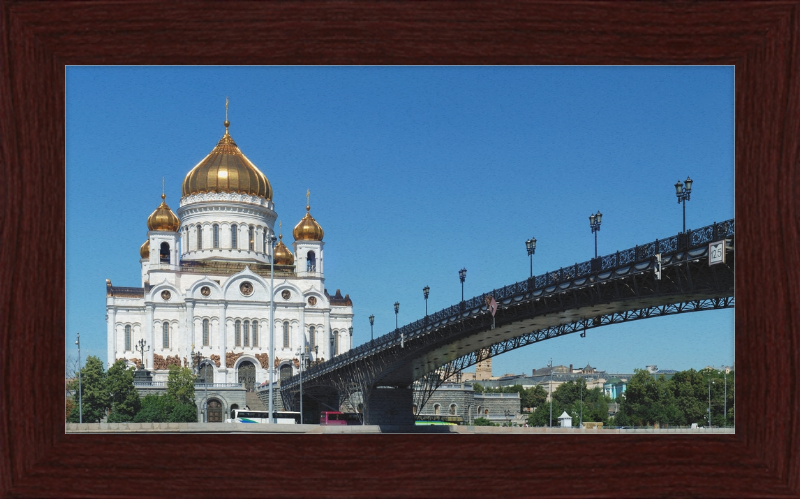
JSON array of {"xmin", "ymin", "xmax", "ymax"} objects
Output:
[{"xmin": 1, "ymin": 2, "xmax": 798, "ymax": 496}]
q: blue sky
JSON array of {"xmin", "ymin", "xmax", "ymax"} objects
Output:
[{"xmin": 66, "ymin": 66, "xmax": 734, "ymax": 376}]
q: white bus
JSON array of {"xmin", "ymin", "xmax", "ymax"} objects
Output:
[{"xmin": 226, "ymin": 410, "xmax": 301, "ymax": 424}]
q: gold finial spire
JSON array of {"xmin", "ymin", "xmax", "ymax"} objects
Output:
[
  {"xmin": 162, "ymin": 177, "xmax": 165, "ymax": 200},
  {"xmin": 224, "ymin": 97, "xmax": 230, "ymax": 132},
  {"xmin": 306, "ymin": 189, "xmax": 310, "ymax": 211},
  {"xmin": 279, "ymin": 221, "xmax": 282, "ymax": 238}
]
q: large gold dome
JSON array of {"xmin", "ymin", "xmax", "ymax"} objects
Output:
[
  {"xmin": 147, "ymin": 194, "xmax": 180, "ymax": 232},
  {"xmin": 273, "ymin": 234, "xmax": 294, "ymax": 265},
  {"xmin": 182, "ymin": 122, "xmax": 272, "ymax": 199},
  {"xmin": 293, "ymin": 206, "xmax": 324, "ymax": 241}
]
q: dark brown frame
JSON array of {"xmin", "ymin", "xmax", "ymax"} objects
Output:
[{"xmin": 1, "ymin": 2, "xmax": 798, "ymax": 497}]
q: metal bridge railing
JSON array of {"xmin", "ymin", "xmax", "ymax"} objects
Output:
[{"xmin": 294, "ymin": 219, "xmax": 734, "ymax": 383}]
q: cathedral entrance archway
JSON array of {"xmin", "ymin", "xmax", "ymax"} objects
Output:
[
  {"xmin": 238, "ymin": 361, "xmax": 256, "ymax": 391},
  {"xmin": 207, "ymin": 399, "xmax": 223, "ymax": 423},
  {"xmin": 280, "ymin": 364, "xmax": 293, "ymax": 382}
]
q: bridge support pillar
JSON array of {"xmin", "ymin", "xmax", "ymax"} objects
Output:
[{"xmin": 364, "ymin": 387, "xmax": 414, "ymax": 426}]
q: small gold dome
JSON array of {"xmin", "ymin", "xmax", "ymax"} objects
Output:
[
  {"xmin": 182, "ymin": 122, "xmax": 272, "ymax": 199},
  {"xmin": 293, "ymin": 206, "xmax": 324, "ymax": 241},
  {"xmin": 140, "ymin": 240, "xmax": 150, "ymax": 259},
  {"xmin": 273, "ymin": 234, "xmax": 294, "ymax": 265},
  {"xmin": 147, "ymin": 194, "xmax": 180, "ymax": 232}
]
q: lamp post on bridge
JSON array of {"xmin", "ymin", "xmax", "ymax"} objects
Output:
[
  {"xmin": 394, "ymin": 302, "xmax": 399, "ymax": 330},
  {"xmin": 674, "ymin": 176, "xmax": 693, "ymax": 233},
  {"xmin": 589, "ymin": 211, "xmax": 602, "ymax": 259},
  {"xmin": 459, "ymin": 268, "xmax": 467, "ymax": 303},
  {"xmin": 423, "ymin": 286, "xmax": 430, "ymax": 322},
  {"xmin": 268, "ymin": 233, "xmax": 277, "ymax": 424},
  {"xmin": 525, "ymin": 237, "xmax": 537, "ymax": 278},
  {"xmin": 369, "ymin": 315, "xmax": 374, "ymax": 342}
]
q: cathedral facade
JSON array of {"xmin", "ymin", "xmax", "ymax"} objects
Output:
[{"xmin": 105, "ymin": 117, "xmax": 354, "ymax": 389}]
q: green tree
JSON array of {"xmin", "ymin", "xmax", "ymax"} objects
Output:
[
  {"xmin": 106, "ymin": 359, "xmax": 140, "ymax": 423},
  {"xmin": 523, "ymin": 385, "xmax": 548, "ymax": 411},
  {"xmin": 472, "ymin": 417, "xmax": 496, "ymax": 426},
  {"xmin": 527, "ymin": 400, "xmax": 562, "ymax": 427},
  {"xmin": 166, "ymin": 365, "xmax": 196, "ymax": 405},
  {"xmin": 472, "ymin": 383, "xmax": 484, "ymax": 394},
  {"xmin": 133, "ymin": 394, "xmax": 170, "ymax": 423},
  {"xmin": 67, "ymin": 356, "xmax": 109, "ymax": 423}
]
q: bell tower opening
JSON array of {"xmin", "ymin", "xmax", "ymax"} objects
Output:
[
  {"xmin": 160, "ymin": 242, "xmax": 170, "ymax": 263},
  {"xmin": 307, "ymin": 251, "xmax": 316, "ymax": 272}
]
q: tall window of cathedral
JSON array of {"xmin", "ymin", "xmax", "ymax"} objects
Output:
[
  {"xmin": 263, "ymin": 231, "xmax": 267, "ymax": 255},
  {"xmin": 283, "ymin": 321, "xmax": 290, "ymax": 349},
  {"xmin": 235, "ymin": 320, "xmax": 241, "ymax": 347},
  {"xmin": 160, "ymin": 242, "xmax": 170, "ymax": 263},
  {"xmin": 252, "ymin": 321, "xmax": 258, "ymax": 347},
  {"xmin": 243, "ymin": 320, "xmax": 250, "ymax": 347},
  {"xmin": 434, "ymin": 404, "xmax": 441, "ymax": 415},
  {"xmin": 213, "ymin": 224, "xmax": 219, "ymax": 248},
  {"xmin": 334, "ymin": 331, "xmax": 339, "ymax": 356},
  {"xmin": 231, "ymin": 224, "xmax": 238, "ymax": 249},
  {"xmin": 248, "ymin": 225, "xmax": 254, "ymax": 251},
  {"xmin": 162, "ymin": 322, "xmax": 169, "ymax": 348},
  {"xmin": 309, "ymin": 326, "xmax": 315, "ymax": 353},
  {"xmin": 197, "ymin": 224, "xmax": 203, "ymax": 250},
  {"xmin": 307, "ymin": 251, "xmax": 316, "ymax": 272},
  {"xmin": 202, "ymin": 319, "xmax": 209, "ymax": 346},
  {"xmin": 125, "ymin": 325, "xmax": 131, "ymax": 351},
  {"xmin": 449, "ymin": 404, "xmax": 457, "ymax": 415}
]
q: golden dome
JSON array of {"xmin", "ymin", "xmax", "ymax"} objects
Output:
[
  {"xmin": 182, "ymin": 122, "xmax": 272, "ymax": 199},
  {"xmin": 273, "ymin": 234, "xmax": 294, "ymax": 265},
  {"xmin": 293, "ymin": 205, "xmax": 324, "ymax": 241},
  {"xmin": 147, "ymin": 194, "xmax": 180, "ymax": 232},
  {"xmin": 140, "ymin": 239, "xmax": 150, "ymax": 259}
]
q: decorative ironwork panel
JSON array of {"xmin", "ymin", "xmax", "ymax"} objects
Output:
[
  {"xmin": 601, "ymin": 253, "xmax": 616, "ymax": 270},
  {"xmin": 618, "ymin": 248, "xmax": 636, "ymax": 265},
  {"xmin": 658, "ymin": 237, "xmax": 677, "ymax": 253}
]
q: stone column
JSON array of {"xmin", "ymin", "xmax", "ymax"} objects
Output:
[
  {"xmin": 145, "ymin": 305, "xmax": 154, "ymax": 370},
  {"xmin": 324, "ymin": 310, "xmax": 331, "ymax": 360},
  {"xmin": 185, "ymin": 301, "xmax": 194, "ymax": 360},
  {"xmin": 219, "ymin": 302, "xmax": 228, "ymax": 379},
  {"xmin": 106, "ymin": 306, "xmax": 116, "ymax": 367}
]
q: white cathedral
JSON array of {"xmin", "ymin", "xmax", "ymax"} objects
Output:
[{"xmin": 105, "ymin": 116, "xmax": 354, "ymax": 389}]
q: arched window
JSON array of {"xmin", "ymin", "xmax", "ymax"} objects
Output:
[
  {"xmin": 197, "ymin": 225, "xmax": 203, "ymax": 250},
  {"xmin": 213, "ymin": 224, "xmax": 219, "ymax": 248},
  {"xmin": 251, "ymin": 321, "xmax": 258, "ymax": 347},
  {"xmin": 203, "ymin": 319, "xmax": 209, "ymax": 346},
  {"xmin": 243, "ymin": 320, "xmax": 250, "ymax": 347},
  {"xmin": 307, "ymin": 251, "xmax": 316, "ymax": 272},
  {"xmin": 309, "ymin": 326, "xmax": 315, "ymax": 353},
  {"xmin": 162, "ymin": 322, "xmax": 169, "ymax": 348},
  {"xmin": 160, "ymin": 242, "xmax": 170, "ymax": 263},
  {"xmin": 263, "ymin": 231, "xmax": 268, "ymax": 254},
  {"xmin": 249, "ymin": 226, "xmax": 254, "ymax": 251},
  {"xmin": 450, "ymin": 404, "xmax": 457, "ymax": 415},
  {"xmin": 333, "ymin": 331, "xmax": 339, "ymax": 356},
  {"xmin": 412, "ymin": 404, "xmax": 418, "ymax": 414},
  {"xmin": 231, "ymin": 224, "xmax": 238, "ymax": 249},
  {"xmin": 283, "ymin": 321, "xmax": 290, "ymax": 349},
  {"xmin": 125, "ymin": 325, "xmax": 131, "ymax": 351},
  {"xmin": 235, "ymin": 320, "xmax": 241, "ymax": 347},
  {"xmin": 434, "ymin": 404, "xmax": 441, "ymax": 415}
]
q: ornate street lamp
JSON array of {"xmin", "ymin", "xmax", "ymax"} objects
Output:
[
  {"xmin": 589, "ymin": 211, "xmax": 602, "ymax": 258},
  {"xmin": 394, "ymin": 301, "xmax": 399, "ymax": 330},
  {"xmin": 459, "ymin": 268, "xmax": 467, "ymax": 302},
  {"xmin": 675, "ymin": 176, "xmax": 693, "ymax": 233},
  {"xmin": 423, "ymin": 286, "xmax": 430, "ymax": 318},
  {"xmin": 268, "ymin": 233, "xmax": 278, "ymax": 424},
  {"xmin": 525, "ymin": 237, "xmax": 537, "ymax": 278},
  {"xmin": 369, "ymin": 315, "xmax": 375, "ymax": 342}
]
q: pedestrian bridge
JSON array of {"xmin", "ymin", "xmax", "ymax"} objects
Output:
[{"xmin": 274, "ymin": 219, "xmax": 735, "ymax": 425}]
